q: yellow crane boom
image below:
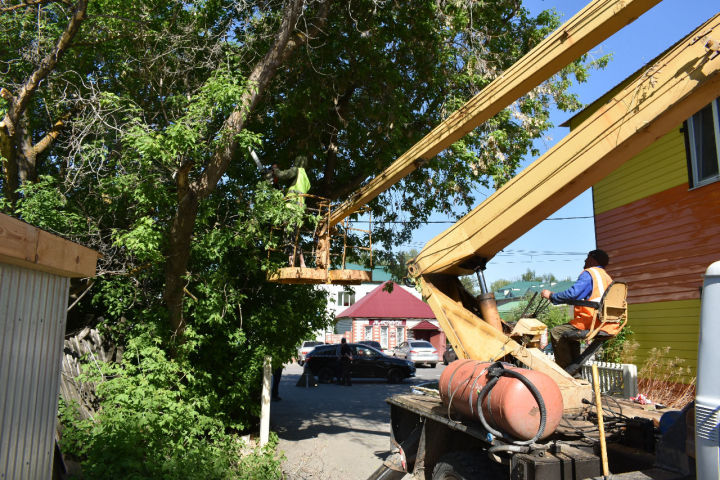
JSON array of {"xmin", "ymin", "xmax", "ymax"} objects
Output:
[{"xmin": 327, "ymin": 0, "xmax": 662, "ymax": 230}]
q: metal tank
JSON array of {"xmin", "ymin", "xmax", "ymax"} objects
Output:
[{"xmin": 439, "ymin": 359, "xmax": 564, "ymax": 441}]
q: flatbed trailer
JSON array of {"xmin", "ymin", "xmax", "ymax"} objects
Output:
[{"xmin": 369, "ymin": 390, "xmax": 693, "ymax": 480}]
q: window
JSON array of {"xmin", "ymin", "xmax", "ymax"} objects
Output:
[
  {"xmin": 396, "ymin": 327, "xmax": 404, "ymax": 345},
  {"xmin": 687, "ymin": 98, "xmax": 720, "ymax": 188},
  {"xmin": 380, "ymin": 326, "xmax": 389, "ymax": 349},
  {"xmin": 338, "ymin": 291, "xmax": 355, "ymax": 307},
  {"xmin": 364, "ymin": 325, "xmax": 373, "ymax": 340}
]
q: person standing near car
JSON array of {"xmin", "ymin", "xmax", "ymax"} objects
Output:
[{"xmin": 338, "ymin": 338, "xmax": 353, "ymax": 386}]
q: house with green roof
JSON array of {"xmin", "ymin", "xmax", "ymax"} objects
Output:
[{"xmin": 494, "ymin": 280, "xmax": 575, "ymax": 321}]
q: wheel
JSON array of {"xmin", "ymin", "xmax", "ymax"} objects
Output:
[
  {"xmin": 298, "ymin": 360, "xmax": 304, "ymax": 367},
  {"xmin": 387, "ymin": 368, "xmax": 404, "ymax": 384},
  {"xmin": 318, "ymin": 367, "xmax": 334, "ymax": 384},
  {"xmin": 443, "ymin": 357, "xmax": 449, "ymax": 366},
  {"xmin": 430, "ymin": 363, "xmax": 436, "ymax": 368},
  {"xmin": 431, "ymin": 451, "xmax": 504, "ymax": 480}
]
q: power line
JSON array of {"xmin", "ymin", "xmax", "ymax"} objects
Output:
[{"xmin": 348, "ymin": 216, "xmax": 592, "ymax": 225}]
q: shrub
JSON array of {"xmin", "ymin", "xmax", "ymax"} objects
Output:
[
  {"xmin": 58, "ymin": 327, "xmax": 285, "ymax": 479},
  {"xmin": 623, "ymin": 345, "xmax": 696, "ymax": 409}
]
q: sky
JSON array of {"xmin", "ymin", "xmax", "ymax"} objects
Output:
[{"xmin": 393, "ymin": 0, "xmax": 718, "ymax": 285}]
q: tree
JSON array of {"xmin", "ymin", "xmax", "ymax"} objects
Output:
[
  {"xmin": 2, "ymin": 0, "xmax": 607, "ymax": 472},
  {"xmin": 490, "ymin": 278, "xmax": 511, "ymax": 293}
]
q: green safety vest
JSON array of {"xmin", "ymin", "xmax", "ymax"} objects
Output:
[{"xmin": 287, "ymin": 167, "xmax": 310, "ymax": 205}]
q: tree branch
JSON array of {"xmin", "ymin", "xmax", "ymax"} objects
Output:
[
  {"xmin": 10, "ymin": 0, "xmax": 88, "ymax": 120},
  {"xmin": 32, "ymin": 111, "xmax": 71, "ymax": 156},
  {"xmin": 0, "ymin": 0, "xmax": 70, "ymax": 12},
  {"xmin": 164, "ymin": 0, "xmax": 335, "ymax": 336},
  {"xmin": 193, "ymin": 0, "xmax": 309, "ymax": 198}
]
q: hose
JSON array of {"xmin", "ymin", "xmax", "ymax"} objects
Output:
[{"xmin": 475, "ymin": 361, "xmax": 548, "ymax": 446}]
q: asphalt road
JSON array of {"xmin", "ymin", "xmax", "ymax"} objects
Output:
[{"xmin": 270, "ymin": 360, "xmax": 447, "ymax": 480}]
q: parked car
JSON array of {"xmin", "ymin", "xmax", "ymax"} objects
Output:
[
  {"xmin": 393, "ymin": 340, "xmax": 438, "ymax": 367},
  {"xmin": 297, "ymin": 340, "xmax": 323, "ymax": 366},
  {"xmin": 358, "ymin": 340, "xmax": 383, "ymax": 352},
  {"xmin": 442, "ymin": 345, "xmax": 457, "ymax": 365},
  {"xmin": 305, "ymin": 343, "xmax": 415, "ymax": 383}
]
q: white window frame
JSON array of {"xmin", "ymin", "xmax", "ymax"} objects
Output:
[
  {"xmin": 338, "ymin": 291, "xmax": 355, "ymax": 307},
  {"xmin": 396, "ymin": 326, "xmax": 404, "ymax": 345},
  {"xmin": 380, "ymin": 326, "xmax": 389, "ymax": 349},
  {"xmin": 364, "ymin": 325, "xmax": 373, "ymax": 340},
  {"xmin": 687, "ymin": 98, "xmax": 720, "ymax": 188}
]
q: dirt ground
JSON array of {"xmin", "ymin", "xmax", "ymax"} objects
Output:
[{"xmin": 270, "ymin": 361, "xmax": 445, "ymax": 479}]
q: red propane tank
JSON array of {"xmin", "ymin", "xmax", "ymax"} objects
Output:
[{"xmin": 439, "ymin": 360, "xmax": 563, "ymax": 441}]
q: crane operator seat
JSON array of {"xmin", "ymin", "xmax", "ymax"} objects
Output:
[{"xmin": 563, "ymin": 281, "xmax": 628, "ymax": 376}]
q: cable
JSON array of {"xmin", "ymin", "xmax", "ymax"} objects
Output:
[{"xmin": 348, "ymin": 216, "xmax": 592, "ymax": 225}]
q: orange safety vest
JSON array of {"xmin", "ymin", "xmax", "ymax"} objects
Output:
[{"xmin": 570, "ymin": 267, "xmax": 618, "ymax": 335}]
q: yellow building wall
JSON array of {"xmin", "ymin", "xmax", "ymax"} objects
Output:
[
  {"xmin": 593, "ymin": 126, "xmax": 688, "ymax": 215},
  {"xmin": 624, "ymin": 300, "xmax": 699, "ymax": 381}
]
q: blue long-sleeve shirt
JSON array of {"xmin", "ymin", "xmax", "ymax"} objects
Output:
[{"xmin": 549, "ymin": 270, "xmax": 596, "ymax": 305}]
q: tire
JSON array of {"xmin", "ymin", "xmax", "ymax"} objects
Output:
[
  {"xmin": 431, "ymin": 451, "xmax": 504, "ymax": 480},
  {"xmin": 318, "ymin": 367, "xmax": 334, "ymax": 384},
  {"xmin": 298, "ymin": 360, "xmax": 304, "ymax": 367},
  {"xmin": 443, "ymin": 357, "xmax": 449, "ymax": 366},
  {"xmin": 430, "ymin": 363, "xmax": 436, "ymax": 368},
  {"xmin": 387, "ymin": 368, "xmax": 404, "ymax": 384}
]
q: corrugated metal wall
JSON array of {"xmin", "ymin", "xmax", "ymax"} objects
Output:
[{"xmin": 0, "ymin": 263, "xmax": 69, "ymax": 480}]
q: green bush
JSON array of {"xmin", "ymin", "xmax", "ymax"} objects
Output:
[{"xmin": 58, "ymin": 327, "xmax": 285, "ymax": 479}]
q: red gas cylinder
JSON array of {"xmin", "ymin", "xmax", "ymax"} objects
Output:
[{"xmin": 439, "ymin": 360, "xmax": 563, "ymax": 441}]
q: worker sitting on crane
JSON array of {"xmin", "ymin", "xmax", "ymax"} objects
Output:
[
  {"xmin": 266, "ymin": 155, "xmax": 311, "ymax": 267},
  {"xmin": 540, "ymin": 249, "xmax": 615, "ymax": 369}
]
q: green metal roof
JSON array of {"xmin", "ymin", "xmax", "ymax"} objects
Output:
[
  {"xmin": 494, "ymin": 280, "xmax": 576, "ymax": 300},
  {"xmin": 344, "ymin": 262, "xmax": 393, "ymax": 283}
]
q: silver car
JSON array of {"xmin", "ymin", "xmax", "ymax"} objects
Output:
[
  {"xmin": 297, "ymin": 341, "xmax": 323, "ymax": 366},
  {"xmin": 393, "ymin": 340, "xmax": 438, "ymax": 367}
]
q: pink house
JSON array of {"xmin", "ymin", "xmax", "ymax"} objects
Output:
[{"xmin": 330, "ymin": 281, "xmax": 446, "ymax": 355}]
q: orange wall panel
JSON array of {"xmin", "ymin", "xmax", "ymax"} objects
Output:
[{"xmin": 595, "ymin": 182, "xmax": 720, "ymax": 304}]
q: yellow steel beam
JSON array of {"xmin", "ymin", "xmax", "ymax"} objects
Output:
[
  {"xmin": 327, "ymin": 0, "xmax": 661, "ymax": 228},
  {"xmin": 421, "ymin": 276, "xmax": 593, "ymax": 411},
  {"xmin": 412, "ymin": 13, "xmax": 720, "ymax": 276}
]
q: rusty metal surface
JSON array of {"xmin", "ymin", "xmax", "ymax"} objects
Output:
[{"xmin": 0, "ymin": 263, "xmax": 69, "ymax": 480}]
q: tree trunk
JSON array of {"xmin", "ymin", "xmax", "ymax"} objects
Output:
[{"xmin": 162, "ymin": 0, "xmax": 319, "ymax": 335}]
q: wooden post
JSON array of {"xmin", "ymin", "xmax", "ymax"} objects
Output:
[
  {"xmin": 592, "ymin": 364, "xmax": 610, "ymax": 477},
  {"xmin": 260, "ymin": 356, "xmax": 272, "ymax": 446}
]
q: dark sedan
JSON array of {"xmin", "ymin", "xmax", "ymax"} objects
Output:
[{"xmin": 305, "ymin": 343, "xmax": 415, "ymax": 383}]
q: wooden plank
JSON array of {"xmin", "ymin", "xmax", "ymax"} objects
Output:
[
  {"xmin": 328, "ymin": 0, "xmax": 661, "ymax": 228},
  {"xmin": 267, "ymin": 267, "xmax": 371, "ymax": 285},
  {"xmin": 0, "ymin": 213, "xmax": 98, "ymax": 278},
  {"xmin": 412, "ymin": 14, "xmax": 720, "ymax": 276}
]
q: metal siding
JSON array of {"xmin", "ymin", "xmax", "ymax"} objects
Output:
[
  {"xmin": 593, "ymin": 127, "xmax": 688, "ymax": 214},
  {"xmin": 0, "ymin": 263, "xmax": 69, "ymax": 480},
  {"xmin": 595, "ymin": 181, "xmax": 720, "ymax": 304}
]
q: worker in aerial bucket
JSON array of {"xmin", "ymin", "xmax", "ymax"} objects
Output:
[
  {"xmin": 266, "ymin": 156, "xmax": 311, "ymax": 267},
  {"xmin": 540, "ymin": 249, "xmax": 616, "ymax": 369}
]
